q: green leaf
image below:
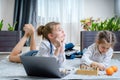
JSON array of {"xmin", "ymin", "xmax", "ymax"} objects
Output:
[
  {"xmin": 7, "ymin": 21, "xmax": 17, "ymax": 31},
  {"xmin": 80, "ymin": 16, "xmax": 120, "ymax": 31},
  {"xmin": 0, "ymin": 20, "xmax": 3, "ymax": 31}
]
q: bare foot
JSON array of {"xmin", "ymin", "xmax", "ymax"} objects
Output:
[
  {"xmin": 23, "ymin": 27, "xmax": 30, "ymax": 37},
  {"xmin": 24, "ymin": 24, "xmax": 35, "ymax": 36}
]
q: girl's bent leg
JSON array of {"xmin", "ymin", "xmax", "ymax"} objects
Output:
[
  {"xmin": 9, "ymin": 24, "xmax": 35, "ymax": 63},
  {"xmin": 29, "ymin": 25, "xmax": 36, "ymax": 50},
  {"xmin": 9, "ymin": 32, "xmax": 29, "ymax": 63},
  {"xmin": 22, "ymin": 50, "xmax": 38, "ymax": 56},
  {"xmin": 9, "ymin": 36, "xmax": 28, "ymax": 63}
]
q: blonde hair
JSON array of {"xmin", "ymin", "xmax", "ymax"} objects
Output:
[
  {"xmin": 37, "ymin": 22, "xmax": 60, "ymax": 40},
  {"xmin": 96, "ymin": 30, "xmax": 116, "ymax": 47}
]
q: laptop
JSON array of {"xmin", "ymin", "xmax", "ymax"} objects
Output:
[{"xmin": 20, "ymin": 56, "xmax": 68, "ymax": 78}]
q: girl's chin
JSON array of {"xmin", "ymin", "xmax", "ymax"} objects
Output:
[{"xmin": 100, "ymin": 52, "xmax": 106, "ymax": 54}]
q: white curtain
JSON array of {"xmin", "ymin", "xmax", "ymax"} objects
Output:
[
  {"xmin": 114, "ymin": 0, "xmax": 120, "ymax": 16},
  {"xmin": 37, "ymin": 0, "xmax": 83, "ymax": 44}
]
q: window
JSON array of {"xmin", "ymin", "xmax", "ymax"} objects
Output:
[{"xmin": 37, "ymin": 0, "xmax": 83, "ymax": 44}]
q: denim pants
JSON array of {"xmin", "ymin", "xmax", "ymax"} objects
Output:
[{"xmin": 22, "ymin": 50, "xmax": 38, "ymax": 56}]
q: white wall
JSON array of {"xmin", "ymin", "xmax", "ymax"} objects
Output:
[
  {"xmin": 0, "ymin": 0, "xmax": 15, "ymax": 30},
  {"xmin": 83, "ymin": 0, "xmax": 115, "ymax": 21}
]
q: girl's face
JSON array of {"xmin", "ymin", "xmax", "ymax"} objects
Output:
[
  {"xmin": 51, "ymin": 24, "xmax": 65, "ymax": 41},
  {"xmin": 98, "ymin": 43, "xmax": 111, "ymax": 54}
]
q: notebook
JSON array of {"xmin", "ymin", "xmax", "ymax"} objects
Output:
[{"xmin": 20, "ymin": 56, "xmax": 68, "ymax": 78}]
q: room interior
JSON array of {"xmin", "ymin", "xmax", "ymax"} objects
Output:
[{"xmin": 0, "ymin": 0, "xmax": 120, "ymax": 79}]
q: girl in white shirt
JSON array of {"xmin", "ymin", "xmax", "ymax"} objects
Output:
[
  {"xmin": 9, "ymin": 22, "xmax": 66, "ymax": 66},
  {"xmin": 35, "ymin": 22, "xmax": 66, "ymax": 65},
  {"xmin": 80, "ymin": 31, "xmax": 116, "ymax": 71}
]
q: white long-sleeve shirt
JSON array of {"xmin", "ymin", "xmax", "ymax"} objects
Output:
[
  {"xmin": 81, "ymin": 43, "xmax": 113, "ymax": 68},
  {"xmin": 35, "ymin": 39, "xmax": 66, "ymax": 65}
]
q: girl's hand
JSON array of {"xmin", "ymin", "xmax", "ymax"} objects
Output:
[
  {"xmin": 53, "ymin": 38, "xmax": 61, "ymax": 48},
  {"xmin": 97, "ymin": 64, "xmax": 105, "ymax": 71},
  {"xmin": 53, "ymin": 37, "xmax": 64, "ymax": 48},
  {"xmin": 91, "ymin": 62, "xmax": 105, "ymax": 71},
  {"xmin": 80, "ymin": 64, "xmax": 89, "ymax": 69},
  {"xmin": 53, "ymin": 38, "xmax": 65, "ymax": 56}
]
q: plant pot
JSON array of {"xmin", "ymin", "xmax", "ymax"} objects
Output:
[
  {"xmin": 80, "ymin": 31, "xmax": 120, "ymax": 52},
  {"xmin": 0, "ymin": 31, "xmax": 22, "ymax": 52}
]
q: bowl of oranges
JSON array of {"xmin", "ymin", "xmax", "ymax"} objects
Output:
[{"xmin": 106, "ymin": 65, "xmax": 118, "ymax": 76}]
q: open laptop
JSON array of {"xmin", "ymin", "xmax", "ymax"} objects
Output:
[{"xmin": 20, "ymin": 56, "xmax": 68, "ymax": 78}]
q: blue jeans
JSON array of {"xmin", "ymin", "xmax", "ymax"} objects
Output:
[{"xmin": 22, "ymin": 50, "xmax": 38, "ymax": 56}]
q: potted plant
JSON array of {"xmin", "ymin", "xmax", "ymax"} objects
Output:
[
  {"xmin": 0, "ymin": 19, "xmax": 3, "ymax": 31},
  {"xmin": 80, "ymin": 16, "xmax": 120, "ymax": 51},
  {"xmin": 0, "ymin": 20, "xmax": 21, "ymax": 52}
]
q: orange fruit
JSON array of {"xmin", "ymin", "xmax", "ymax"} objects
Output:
[
  {"xmin": 111, "ymin": 66, "xmax": 118, "ymax": 72},
  {"xmin": 106, "ymin": 67, "xmax": 114, "ymax": 75}
]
